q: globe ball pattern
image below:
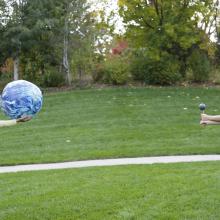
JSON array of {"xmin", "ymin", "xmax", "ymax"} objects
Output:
[{"xmin": 0, "ymin": 80, "xmax": 43, "ymax": 119}]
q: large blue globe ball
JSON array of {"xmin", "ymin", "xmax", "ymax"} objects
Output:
[{"xmin": 0, "ymin": 80, "xmax": 43, "ymax": 119}]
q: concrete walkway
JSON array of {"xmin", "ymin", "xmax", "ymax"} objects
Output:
[{"xmin": 0, "ymin": 155, "xmax": 220, "ymax": 174}]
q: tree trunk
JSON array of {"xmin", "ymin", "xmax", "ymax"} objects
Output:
[
  {"xmin": 13, "ymin": 56, "xmax": 19, "ymax": 81},
  {"xmin": 63, "ymin": 16, "xmax": 71, "ymax": 86}
]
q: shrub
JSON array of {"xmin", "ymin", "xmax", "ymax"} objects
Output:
[
  {"xmin": 94, "ymin": 56, "xmax": 130, "ymax": 85},
  {"xmin": 43, "ymin": 67, "xmax": 65, "ymax": 87},
  {"xmin": 23, "ymin": 69, "xmax": 43, "ymax": 86},
  {"xmin": 0, "ymin": 72, "xmax": 12, "ymax": 91},
  {"xmin": 188, "ymin": 49, "xmax": 210, "ymax": 82},
  {"xmin": 92, "ymin": 63, "xmax": 105, "ymax": 82},
  {"xmin": 131, "ymin": 54, "xmax": 181, "ymax": 85}
]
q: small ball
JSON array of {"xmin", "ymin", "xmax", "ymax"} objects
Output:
[
  {"xmin": 0, "ymin": 80, "xmax": 43, "ymax": 119},
  {"xmin": 199, "ymin": 103, "xmax": 206, "ymax": 111}
]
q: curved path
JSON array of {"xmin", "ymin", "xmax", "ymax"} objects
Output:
[{"xmin": 0, "ymin": 155, "xmax": 220, "ymax": 174}]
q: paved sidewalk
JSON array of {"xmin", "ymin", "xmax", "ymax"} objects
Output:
[{"xmin": 1, "ymin": 155, "xmax": 220, "ymax": 174}]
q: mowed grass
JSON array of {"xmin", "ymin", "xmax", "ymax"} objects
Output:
[
  {"xmin": 0, "ymin": 162, "xmax": 220, "ymax": 219},
  {"xmin": 1, "ymin": 87, "xmax": 220, "ymax": 165}
]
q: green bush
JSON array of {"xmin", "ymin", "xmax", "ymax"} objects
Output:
[
  {"xmin": 43, "ymin": 67, "xmax": 65, "ymax": 87},
  {"xmin": 0, "ymin": 72, "xmax": 13, "ymax": 91},
  {"xmin": 188, "ymin": 49, "xmax": 210, "ymax": 82},
  {"xmin": 131, "ymin": 54, "xmax": 181, "ymax": 85},
  {"xmin": 95, "ymin": 56, "xmax": 130, "ymax": 85},
  {"xmin": 22, "ymin": 62, "xmax": 65, "ymax": 87},
  {"xmin": 92, "ymin": 64, "xmax": 105, "ymax": 82},
  {"xmin": 23, "ymin": 70, "xmax": 43, "ymax": 86}
]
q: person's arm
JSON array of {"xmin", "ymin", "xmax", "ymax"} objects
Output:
[
  {"xmin": 201, "ymin": 114, "xmax": 220, "ymax": 122},
  {"xmin": 0, "ymin": 116, "xmax": 32, "ymax": 127},
  {"xmin": 0, "ymin": 119, "xmax": 17, "ymax": 127},
  {"xmin": 200, "ymin": 120, "xmax": 220, "ymax": 125}
]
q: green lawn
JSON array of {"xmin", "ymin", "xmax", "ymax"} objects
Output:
[
  {"xmin": 1, "ymin": 87, "xmax": 220, "ymax": 165},
  {"xmin": 0, "ymin": 162, "xmax": 219, "ymax": 220}
]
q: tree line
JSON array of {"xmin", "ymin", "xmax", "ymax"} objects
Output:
[
  {"xmin": 116, "ymin": 0, "xmax": 220, "ymax": 85},
  {"xmin": 0, "ymin": 0, "xmax": 107, "ymax": 87},
  {"xmin": 0, "ymin": 0, "xmax": 220, "ymax": 87}
]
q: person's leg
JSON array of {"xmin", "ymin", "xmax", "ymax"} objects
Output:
[
  {"xmin": 201, "ymin": 114, "xmax": 220, "ymax": 122},
  {"xmin": 200, "ymin": 120, "xmax": 220, "ymax": 125}
]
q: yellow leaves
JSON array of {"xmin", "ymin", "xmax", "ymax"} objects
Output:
[
  {"xmin": 199, "ymin": 41, "xmax": 216, "ymax": 57},
  {"xmin": 118, "ymin": 0, "xmax": 126, "ymax": 7}
]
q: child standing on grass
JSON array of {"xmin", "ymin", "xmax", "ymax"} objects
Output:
[{"xmin": 0, "ymin": 116, "xmax": 32, "ymax": 127}]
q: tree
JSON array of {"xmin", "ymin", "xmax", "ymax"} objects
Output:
[
  {"xmin": 118, "ymin": 0, "xmax": 219, "ymax": 78},
  {"xmin": 0, "ymin": 0, "xmax": 105, "ymax": 86},
  {"xmin": 1, "ymin": 0, "xmax": 30, "ymax": 80},
  {"xmin": 0, "ymin": 0, "xmax": 7, "ymax": 66},
  {"xmin": 21, "ymin": 0, "xmax": 63, "ymax": 79},
  {"xmin": 23, "ymin": 0, "xmax": 96, "ymax": 85},
  {"xmin": 62, "ymin": 0, "xmax": 99, "ymax": 84}
]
